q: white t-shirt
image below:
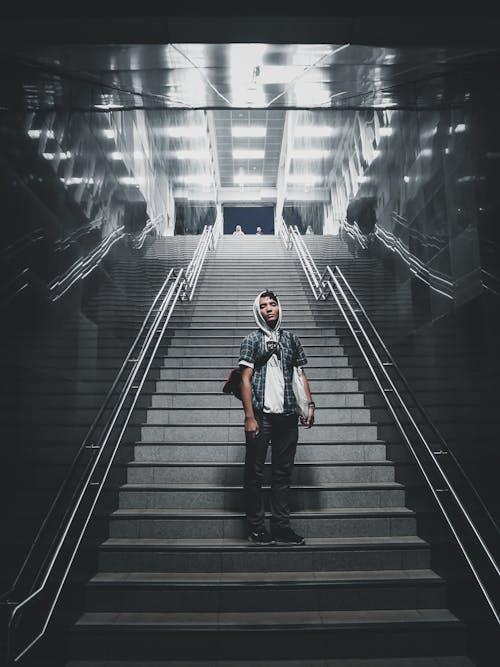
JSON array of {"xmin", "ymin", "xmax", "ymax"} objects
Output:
[{"xmin": 239, "ymin": 353, "xmax": 285, "ymax": 414}]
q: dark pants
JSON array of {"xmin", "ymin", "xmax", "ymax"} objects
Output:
[{"xmin": 244, "ymin": 412, "xmax": 299, "ymax": 530}]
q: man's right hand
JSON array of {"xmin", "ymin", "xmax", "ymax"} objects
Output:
[{"xmin": 244, "ymin": 416, "xmax": 259, "ymax": 439}]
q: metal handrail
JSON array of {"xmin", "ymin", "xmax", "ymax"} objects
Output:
[
  {"xmin": 3, "ymin": 226, "xmax": 218, "ymax": 662},
  {"xmin": 1, "ymin": 268, "xmax": 175, "ymax": 601},
  {"xmin": 184, "ymin": 225, "xmax": 216, "ymax": 300},
  {"xmin": 284, "ymin": 221, "xmax": 500, "ymax": 625}
]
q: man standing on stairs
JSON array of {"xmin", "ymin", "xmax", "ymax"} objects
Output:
[{"xmin": 239, "ymin": 290, "xmax": 315, "ymax": 546}]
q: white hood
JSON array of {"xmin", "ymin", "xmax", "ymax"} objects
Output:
[{"xmin": 253, "ymin": 290, "xmax": 282, "ymax": 342}]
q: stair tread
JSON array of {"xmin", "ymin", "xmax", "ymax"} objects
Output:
[
  {"xmin": 88, "ymin": 569, "xmax": 442, "ymax": 585},
  {"xmin": 99, "ymin": 535, "xmax": 428, "ymax": 549},
  {"xmin": 117, "ymin": 482, "xmax": 407, "ymax": 490},
  {"xmin": 73, "ymin": 608, "xmax": 461, "ymax": 628},
  {"xmin": 110, "ymin": 507, "xmax": 415, "ymax": 517}
]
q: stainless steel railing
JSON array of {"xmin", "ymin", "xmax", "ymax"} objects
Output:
[
  {"xmin": 2, "ymin": 225, "xmax": 218, "ymax": 663},
  {"xmin": 283, "ymin": 220, "xmax": 500, "ymax": 625}
]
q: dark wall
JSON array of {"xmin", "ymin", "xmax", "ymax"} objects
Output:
[{"xmin": 223, "ymin": 206, "xmax": 274, "ymax": 235}]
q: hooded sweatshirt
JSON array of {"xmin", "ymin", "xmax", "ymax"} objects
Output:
[{"xmin": 251, "ymin": 291, "xmax": 285, "ymax": 413}]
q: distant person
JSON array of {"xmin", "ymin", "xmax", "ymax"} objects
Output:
[
  {"xmin": 305, "ymin": 225, "xmax": 314, "ymax": 235},
  {"xmin": 255, "ymin": 226, "xmax": 263, "ymax": 236},
  {"xmin": 233, "ymin": 225, "xmax": 245, "ymax": 236}
]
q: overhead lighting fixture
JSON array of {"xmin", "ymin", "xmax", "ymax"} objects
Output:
[
  {"xmin": 454, "ymin": 124, "xmax": 466, "ymax": 133},
  {"xmin": 61, "ymin": 177, "xmax": 96, "ymax": 185},
  {"xmin": 119, "ymin": 177, "xmax": 145, "ymax": 186},
  {"xmin": 94, "ymin": 103, "xmax": 124, "ymax": 110},
  {"xmin": 294, "ymin": 126, "xmax": 336, "ymax": 137},
  {"xmin": 165, "ymin": 126, "xmax": 206, "ymax": 138},
  {"xmin": 109, "ymin": 151, "xmax": 147, "ymax": 160},
  {"xmin": 42, "ymin": 151, "xmax": 71, "ymax": 160},
  {"xmin": 292, "ymin": 149, "xmax": 330, "ymax": 159},
  {"xmin": 233, "ymin": 149, "xmax": 265, "ymax": 159},
  {"xmin": 28, "ymin": 129, "xmax": 55, "ymax": 139},
  {"xmin": 232, "ymin": 126, "xmax": 266, "ymax": 137}
]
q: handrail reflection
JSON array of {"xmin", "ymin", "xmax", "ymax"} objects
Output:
[
  {"xmin": 285, "ymin": 220, "xmax": 500, "ymax": 626},
  {"xmin": 3, "ymin": 225, "xmax": 219, "ymax": 663}
]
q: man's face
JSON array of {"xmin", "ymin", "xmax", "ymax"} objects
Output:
[{"xmin": 259, "ymin": 295, "xmax": 279, "ymax": 327}]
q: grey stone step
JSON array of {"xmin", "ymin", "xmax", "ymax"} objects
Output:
[
  {"xmin": 114, "ymin": 483, "xmax": 408, "ymax": 510},
  {"xmin": 83, "ymin": 569, "xmax": 446, "ymax": 613},
  {"xmin": 156, "ymin": 367, "xmax": 355, "ymax": 380},
  {"xmin": 142, "ymin": 407, "xmax": 371, "ymax": 425},
  {"xmin": 124, "ymin": 461, "xmax": 413, "ymax": 485},
  {"xmin": 139, "ymin": 423, "xmax": 379, "ymax": 443},
  {"xmin": 105, "ymin": 507, "xmax": 417, "ymax": 539},
  {"xmin": 149, "ymin": 392, "xmax": 365, "ymax": 408},
  {"xmin": 132, "ymin": 441, "xmax": 395, "ymax": 463},
  {"xmin": 153, "ymin": 379, "xmax": 361, "ymax": 392},
  {"xmin": 160, "ymin": 356, "xmax": 350, "ymax": 368},
  {"xmin": 67, "ymin": 608, "xmax": 465, "ymax": 661},
  {"xmin": 95, "ymin": 535, "xmax": 432, "ymax": 572}
]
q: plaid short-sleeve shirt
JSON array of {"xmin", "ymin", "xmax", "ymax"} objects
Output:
[{"xmin": 238, "ymin": 328, "xmax": 307, "ymax": 416}]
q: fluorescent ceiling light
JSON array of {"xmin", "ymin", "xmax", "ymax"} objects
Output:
[
  {"xmin": 28, "ymin": 129, "xmax": 55, "ymax": 139},
  {"xmin": 233, "ymin": 149, "xmax": 265, "ymax": 159},
  {"xmin": 294, "ymin": 126, "xmax": 336, "ymax": 137},
  {"xmin": 119, "ymin": 177, "xmax": 145, "ymax": 186},
  {"xmin": 42, "ymin": 151, "xmax": 71, "ymax": 160},
  {"xmin": 292, "ymin": 149, "xmax": 330, "ymax": 159},
  {"xmin": 94, "ymin": 103, "xmax": 124, "ymax": 110},
  {"xmin": 165, "ymin": 126, "xmax": 206, "ymax": 138},
  {"xmin": 110, "ymin": 151, "xmax": 146, "ymax": 160},
  {"xmin": 232, "ymin": 126, "xmax": 266, "ymax": 137},
  {"xmin": 61, "ymin": 177, "xmax": 96, "ymax": 185},
  {"xmin": 234, "ymin": 174, "xmax": 263, "ymax": 185}
]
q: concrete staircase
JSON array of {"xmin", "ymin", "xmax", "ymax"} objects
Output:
[{"xmin": 51, "ymin": 236, "xmax": 477, "ymax": 665}]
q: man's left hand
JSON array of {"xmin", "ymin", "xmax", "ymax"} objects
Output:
[{"xmin": 300, "ymin": 407, "xmax": 314, "ymax": 429}]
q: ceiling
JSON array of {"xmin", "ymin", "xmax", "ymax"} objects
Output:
[{"xmin": 1, "ymin": 40, "xmax": 499, "ymax": 205}]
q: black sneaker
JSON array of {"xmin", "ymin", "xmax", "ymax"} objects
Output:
[
  {"xmin": 271, "ymin": 526, "xmax": 305, "ymax": 545},
  {"xmin": 248, "ymin": 527, "xmax": 275, "ymax": 544}
]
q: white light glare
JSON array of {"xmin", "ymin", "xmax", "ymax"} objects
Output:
[
  {"xmin": 43, "ymin": 152, "xmax": 71, "ymax": 160},
  {"xmin": 454, "ymin": 124, "xmax": 466, "ymax": 133},
  {"xmin": 232, "ymin": 126, "xmax": 266, "ymax": 137},
  {"xmin": 61, "ymin": 177, "xmax": 96, "ymax": 185},
  {"xmin": 233, "ymin": 149, "xmax": 265, "ymax": 159},
  {"xmin": 28, "ymin": 129, "xmax": 55, "ymax": 139},
  {"xmin": 404, "ymin": 176, "xmax": 410, "ymax": 183},
  {"xmin": 119, "ymin": 177, "xmax": 145, "ymax": 186},
  {"xmin": 110, "ymin": 151, "xmax": 147, "ymax": 160},
  {"xmin": 94, "ymin": 103, "xmax": 124, "ymax": 110}
]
